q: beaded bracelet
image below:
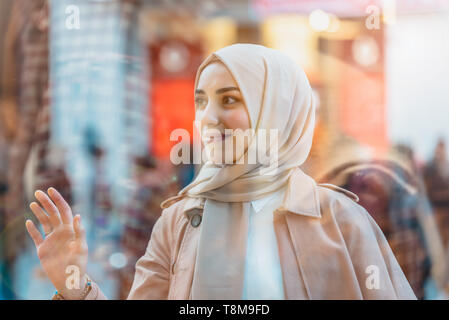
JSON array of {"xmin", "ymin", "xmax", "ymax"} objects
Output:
[{"xmin": 52, "ymin": 277, "xmax": 92, "ymax": 300}]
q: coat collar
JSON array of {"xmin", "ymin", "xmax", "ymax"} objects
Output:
[
  {"xmin": 277, "ymin": 168, "xmax": 322, "ymax": 218},
  {"xmin": 180, "ymin": 168, "xmax": 322, "ymax": 220}
]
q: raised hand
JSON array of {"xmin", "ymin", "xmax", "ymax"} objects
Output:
[{"xmin": 25, "ymin": 187, "xmax": 88, "ymax": 299}]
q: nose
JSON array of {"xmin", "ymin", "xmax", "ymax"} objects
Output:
[{"xmin": 199, "ymin": 100, "xmax": 220, "ymax": 128}]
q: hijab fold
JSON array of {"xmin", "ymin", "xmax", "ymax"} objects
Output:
[{"xmin": 161, "ymin": 44, "xmax": 316, "ymax": 299}]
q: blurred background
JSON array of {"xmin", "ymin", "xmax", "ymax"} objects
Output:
[{"xmin": 1, "ymin": 0, "xmax": 449, "ymax": 299}]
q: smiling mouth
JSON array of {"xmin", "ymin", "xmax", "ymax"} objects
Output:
[{"xmin": 203, "ymin": 132, "xmax": 233, "ymax": 144}]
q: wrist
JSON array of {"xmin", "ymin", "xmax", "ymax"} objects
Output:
[{"xmin": 54, "ymin": 274, "xmax": 90, "ymax": 300}]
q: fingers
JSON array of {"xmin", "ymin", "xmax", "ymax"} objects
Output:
[
  {"xmin": 73, "ymin": 214, "xmax": 86, "ymax": 242},
  {"xmin": 25, "ymin": 220, "xmax": 44, "ymax": 247},
  {"xmin": 47, "ymin": 187, "xmax": 73, "ymax": 224},
  {"xmin": 73, "ymin": 215, "xmax": 87, "ymax": 252},
  {"xmin": 34, "ymin": 190, "xmax": 62, "ymax": 228},
  {"xmin": 29, "ymin": 202, "xmax": 52, "ymax": 235}
]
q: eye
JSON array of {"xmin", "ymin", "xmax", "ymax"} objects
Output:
[
  {"xmin": 195, "ymin": 96, "xmax": 207, "ymax": 109},
  {"xmin": 222, "ymin": 96, "xmax": 239, "ymax": 105}
]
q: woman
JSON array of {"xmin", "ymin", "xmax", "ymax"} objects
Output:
[{"xmin": 25, "ymin": 43, "xmax": 416, "ymax": 299}]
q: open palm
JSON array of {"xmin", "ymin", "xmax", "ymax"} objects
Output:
[{"xmin": 25, "ymin": 187, "xmax": 88, "ymax": 299}]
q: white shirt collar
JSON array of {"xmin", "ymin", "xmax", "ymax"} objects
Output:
[{"xmin": 251, "ymin": 188, "xmax": 285, "ymax": 213}]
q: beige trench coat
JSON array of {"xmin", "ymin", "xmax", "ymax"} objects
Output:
[{"xmin": 86, "ymin": 170, "xmax": 416, "ymax": 300}]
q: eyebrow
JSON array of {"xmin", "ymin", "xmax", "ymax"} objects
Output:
[{"xmin": 195, "ymin": 87, "xmax": 240, "ymax": 95}]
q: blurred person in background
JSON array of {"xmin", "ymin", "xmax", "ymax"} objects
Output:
[
  {"xmin": 0, "ymin": 0, "xmax": 73, "ymax": 299},
  {"xmin": 0, "ymin": 0, "xmax": 72, "ymax": 255},
  {"xmin": 424, "ymin": 139, "xmax": 449, "ymax": 249},
  {"xmin": 319, "ymin": 151, "xmax": 449, "ymax": 299},
  {"xmin": 24, "ymin": 44, "xmax": 415, "ymax": 300}
]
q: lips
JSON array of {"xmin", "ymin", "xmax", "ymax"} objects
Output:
[{"xmin": 203, "ymin": 132, "xmax": 232, "ymax": 144}]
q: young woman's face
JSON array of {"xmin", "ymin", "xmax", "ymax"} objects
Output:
[{"xmin": 195, "ymin": 61, "xmax": 251, "ymax": 164}]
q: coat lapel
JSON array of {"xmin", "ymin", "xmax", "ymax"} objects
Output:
[
  {"xmin": 277, "ymin": 169, "xmax": 363, "ymax": 299},
  {"xmin": 283, "ymin": 212, "xmax": 363, "ymax": 299}
]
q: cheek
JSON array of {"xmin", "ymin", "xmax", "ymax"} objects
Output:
[
  {"xmin": 195, "ymin": 110, "xmax": 204, "ymax": 122},
  {"xmin": 222, "ymin": 109, "xmax": 250, "ymax": 130}
]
